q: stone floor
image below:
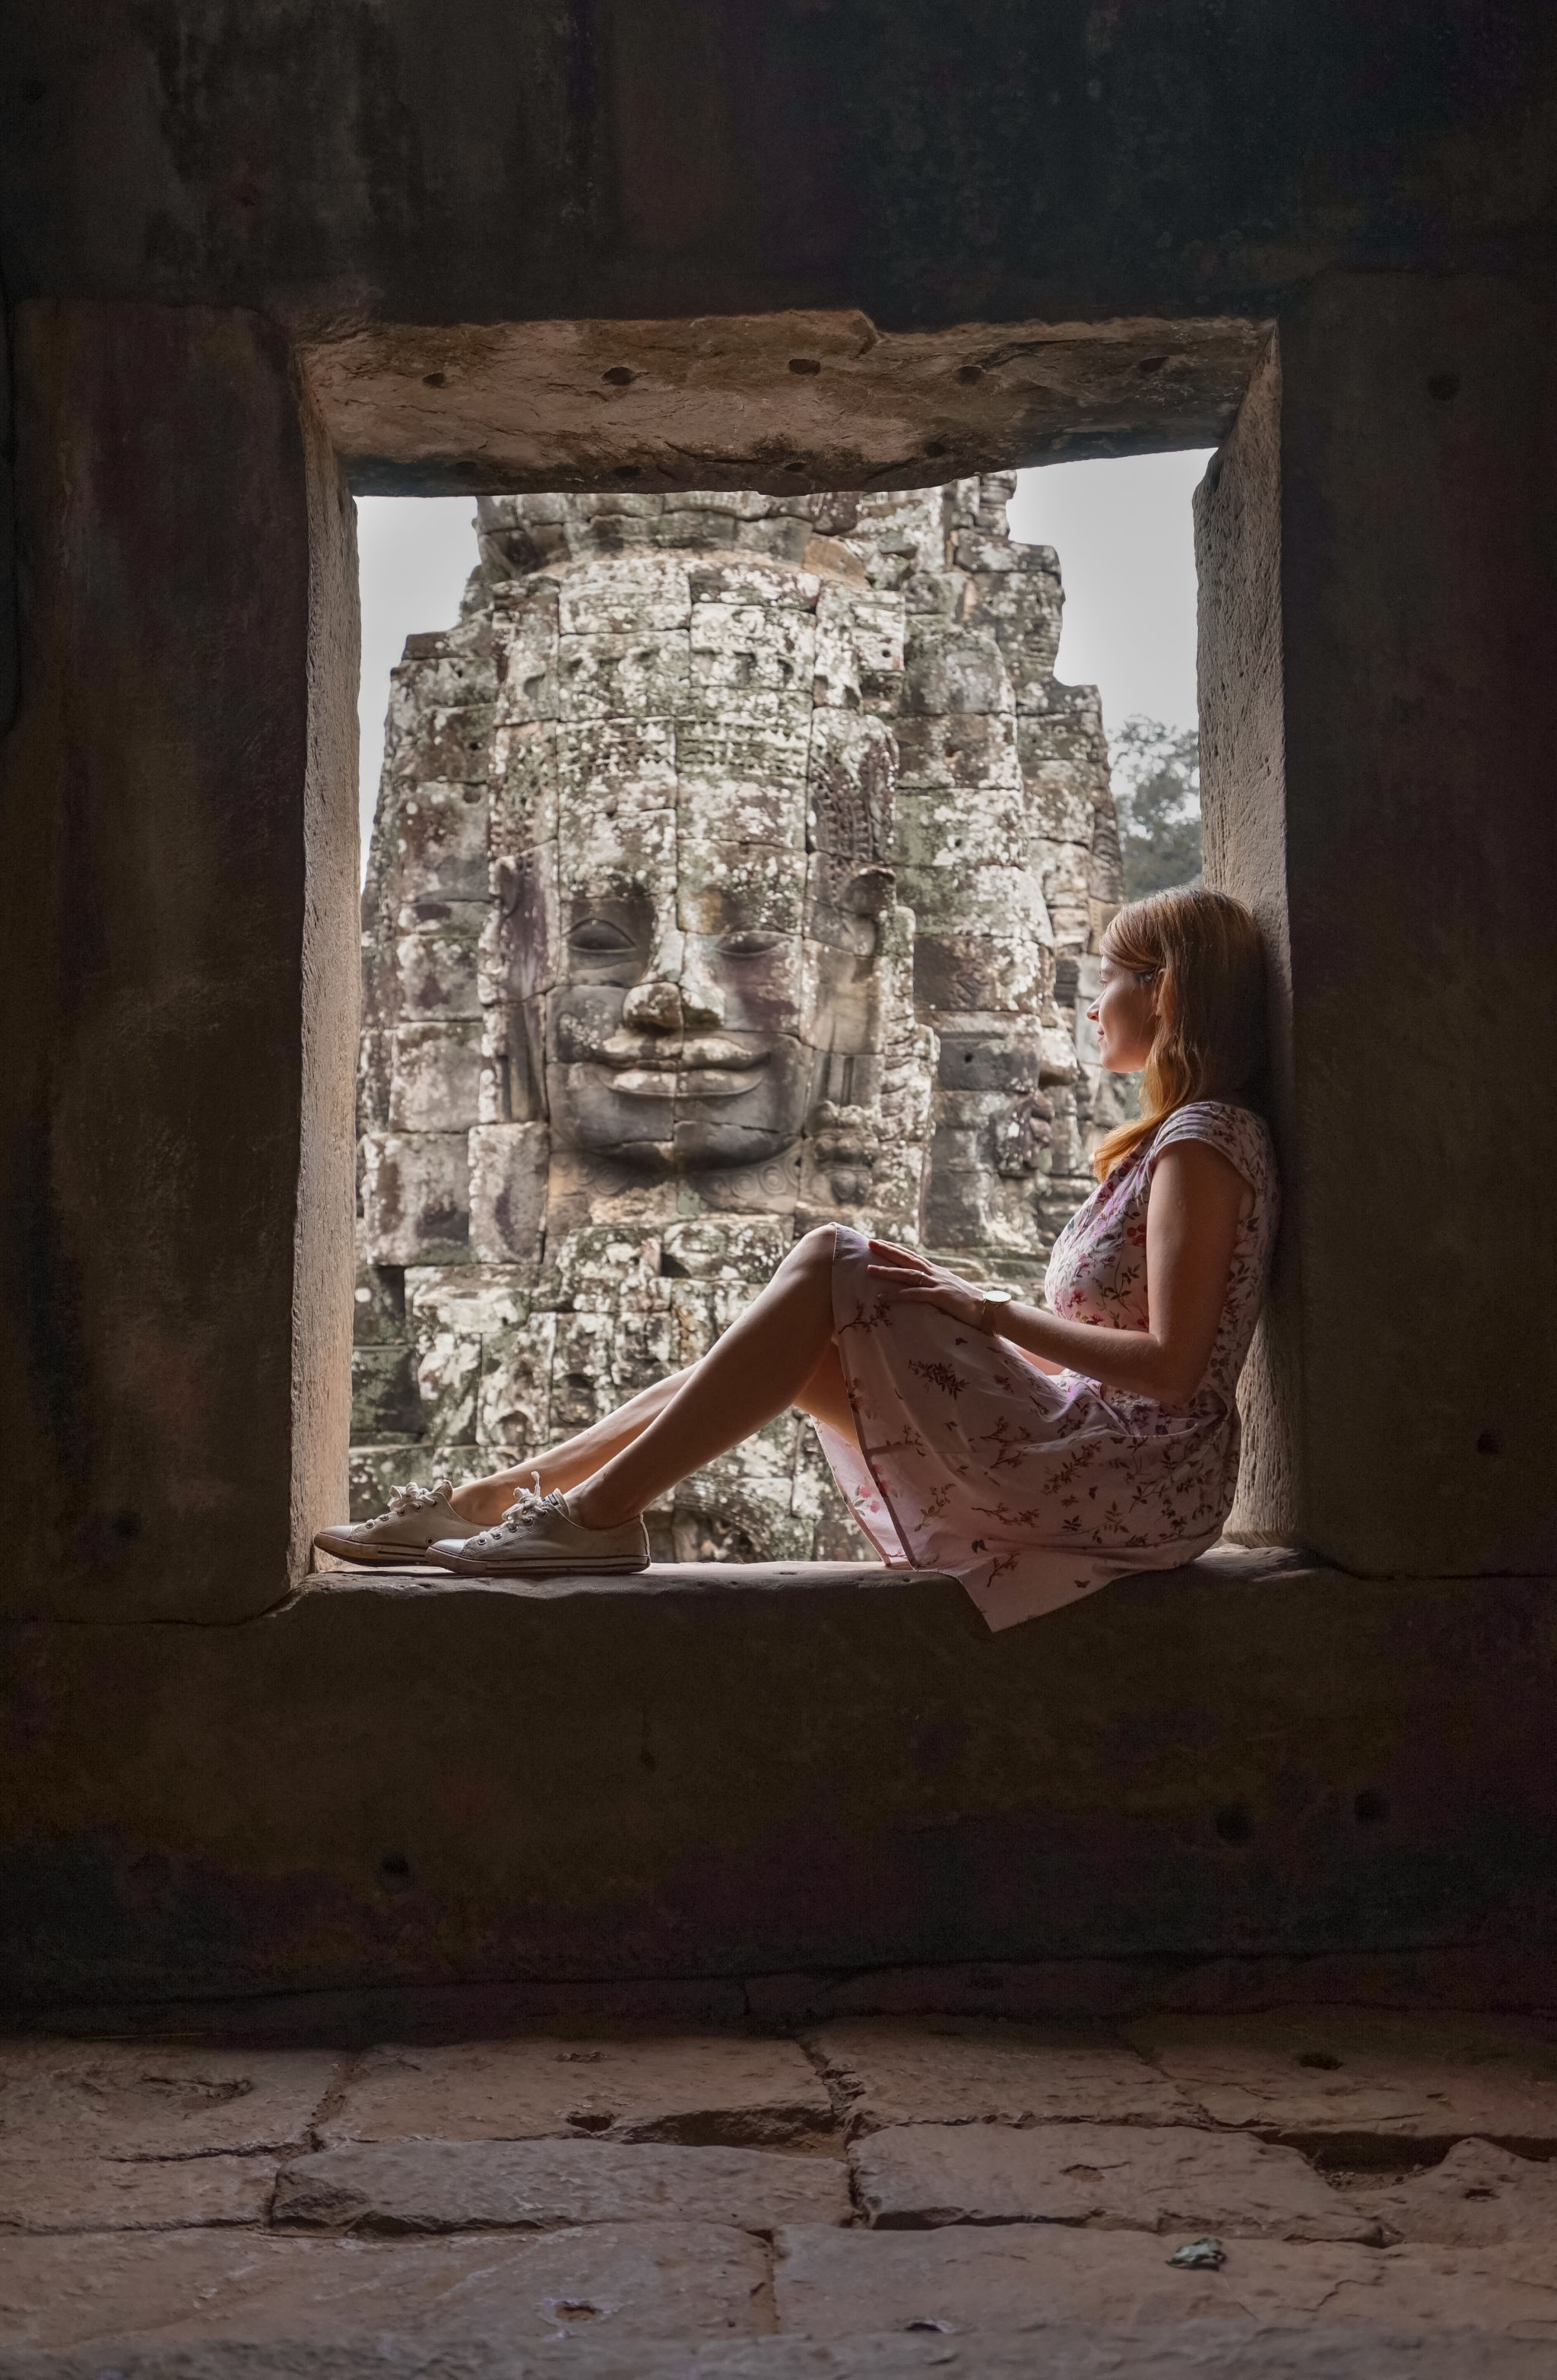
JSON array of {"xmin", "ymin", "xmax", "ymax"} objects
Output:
[{"xmin": 3, "ymin": 2011, "xmax": 1557, "ymax": 2375}]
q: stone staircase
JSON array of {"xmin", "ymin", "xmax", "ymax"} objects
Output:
[{"xmin": 2, "ymin": 2012, "xmax": 1556, "ymax": 2374}]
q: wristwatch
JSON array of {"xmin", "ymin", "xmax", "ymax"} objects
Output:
[{"xmin": 976, "ymin": 1285, "xmax": 1016, "ymax": 1333}]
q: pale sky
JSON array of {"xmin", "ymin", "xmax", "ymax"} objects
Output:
[
  {"xmin": 357, "ymin": 495, "xmax": 481, "ymax": 863},
  {"xmin": 355, "ymin": 449, "xmax": 1212, "ymax": 866},
  {"xmin": 1007, "ymin": 449, "xmax": 1213, "ymax": 740}
]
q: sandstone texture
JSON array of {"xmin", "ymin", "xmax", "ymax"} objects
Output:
[
  {"xmin": 3, "ymin": 2017, "xmax": 1557, "ymax": 2369},
  {"xmin": 851, "ymin": 2122, "xmax": 1371, "ymax": 2241},
  {"xmin": 805, "ymin": 2017, "xmax": 1193, "ymax": 2134},
  {"xmin": 0, "ymin": 2153, "xmax": 276, "ymax": 2233},
  {"xmin": 348, "ymin": 478, "xmax": 1127, "ymax": 1556},
  {"xmin": 312, "ymin": 313, "xmax": 1264, "ymax": 497},
  {"xmin": 2, "ymin": 2329, "xmax": 1553, "ymax": 2380},
  {"xmin": 772, "ymin": 2223, "xmax": 1557, "ymax": 2343},
  {"xmin": 0, "ymin": 305, "xmax": 360, "ymax": 1628},
  {"xmin": 323, "ymin": 2036, "xmax": 835, "ymax": 2150},
  {"xmin": 0, "ymin": 2041, "xmax": 339, "ymax": 2157},
  {"xmin": 1122, "ymin": 2013, "xmax": 1557, "ymax": 2151},
  {"xmin": 0, "ymin": 2223, "xmax": 769, "ymax": 2353},
  {"xmin": 276, "ymin": 2138, "xmax": 849, "ymax": 2234},
  {"xmin": 1348, "ymin": 2139, "xmax": 1557, "ymax": 2247}
]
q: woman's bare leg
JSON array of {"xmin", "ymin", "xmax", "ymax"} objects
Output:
[
  {"xmin": 446, "ymin": 1227, "xmax": 856, "ymax": 1531},
  {"xmin": 569, "ymin": 1226, "xmax": 839, "ymax": 1528},
  {"xmin": 791, "ymin": 1335, "xmax": 857, "ymax": 1440},
  {"xmin": 446, "ymin": 1369, "xmax": 697, "ymax": 1525}
]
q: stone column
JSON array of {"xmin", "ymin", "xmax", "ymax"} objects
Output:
[
  {"xmin": 0, "ymin": 304, "xmax": 360, "ymax": 1622},
  {"xmin": 1198, "ymin": 275, "xmax": 1557, "ymax": 1574}
]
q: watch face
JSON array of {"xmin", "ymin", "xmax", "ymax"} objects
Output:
[{"xmin": 985, "ymin": 1286, "xmax": 1016, "ymax": 1305}]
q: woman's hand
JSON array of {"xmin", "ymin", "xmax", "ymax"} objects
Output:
[
  {"xmin": 860, "ymin": 1137, "xmax": 1248, "ymax": 1404},
  {"xmin": 865, "ymin": 1240, "xmax": 988, "ymax": 1330}
]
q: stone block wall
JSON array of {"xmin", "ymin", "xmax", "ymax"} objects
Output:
[{"xmin": 350, "ymin": 476, "xmax": 1127, "ymax": 1555}]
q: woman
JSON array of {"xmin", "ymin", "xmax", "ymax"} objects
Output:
[{"xmin": 318, "ymin": 887, "xmax": 1277, "ymax": 1633}]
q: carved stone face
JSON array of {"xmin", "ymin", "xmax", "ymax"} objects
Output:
[
  {"xmin": 544, "ymin": 843, "xmax": 816, "ymax": 1173},
  {"xmin": 486, "ymin": 548, "xmax": 902, "ymax": 1184}
]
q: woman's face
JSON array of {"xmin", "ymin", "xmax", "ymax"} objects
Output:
[{"xmin": 1088, "ymin": 943, "xmax": 1159, "ymax": 1074}]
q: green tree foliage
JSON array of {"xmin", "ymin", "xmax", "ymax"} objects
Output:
[{"xmin": 1111, "ymin": 717, "xmax": 1202, "ymax": 902}]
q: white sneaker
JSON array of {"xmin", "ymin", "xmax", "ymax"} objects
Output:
[
  {"xmin": 313, "ymin": 1477, "xmax": 485, "ymax": 1566},
  {"xmin": 429, "ymin": 1485, "xmax": 649, "ymax": 1576}
]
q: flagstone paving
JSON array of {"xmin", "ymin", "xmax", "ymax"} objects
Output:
[{"xmin": 2, "ymin": 2015, "xmax": 1556, "ymax": 2374}]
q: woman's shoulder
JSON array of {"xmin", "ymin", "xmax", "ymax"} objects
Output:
[{"xmin": 1147, "ymin": 1100, "xmax": 1276, "ymax": 1192}]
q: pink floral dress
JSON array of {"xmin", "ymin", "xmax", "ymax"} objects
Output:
[{"xmin": 816, "ymin": 1101, "xmax": 1279, "ymax": 1632}]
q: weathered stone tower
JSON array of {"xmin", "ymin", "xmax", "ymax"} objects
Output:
[{"xmin": 352, "ymin": 474, "xmax": 1126, "ymax": 1557}]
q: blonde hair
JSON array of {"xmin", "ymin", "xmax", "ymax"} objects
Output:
[{"xmin": 1092, "ymin": 888, "xmax": 1268, "ymax": 1180}]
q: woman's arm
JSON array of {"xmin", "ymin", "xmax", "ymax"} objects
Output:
[{"xmin": 867, "ymin": 1140, "xmax": 1246, "ymax": 1404}]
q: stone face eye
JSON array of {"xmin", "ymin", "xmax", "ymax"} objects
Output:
[
  {"xmin": 718, "ymin": 930, "xmax": 783, "ymax": 958},
  {"xmin": 569, "ymin": 919, "xmax": 636, "ymax": 954}
]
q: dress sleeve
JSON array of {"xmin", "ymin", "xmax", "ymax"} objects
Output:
[{"xmin": 1145, "ymin": 1101, "xmax": 1272, "ymax": 1200}]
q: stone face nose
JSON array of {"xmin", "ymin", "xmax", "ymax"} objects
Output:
[
  {"xmin": 623, "ymin": 978, "xmax": 685, "ymax": 1033},
  {"xmin": 677, "ymin": 957, "xmax": 725, "ymax": 1032},
  {"xmin": 622, "ymin": 937, "xmax": 726, "ymax": 1036}
]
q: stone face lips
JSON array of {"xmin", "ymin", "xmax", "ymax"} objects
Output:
[{"xmin": 352, "ymin": 478, "xmax": 1127, "ymax": 1555}]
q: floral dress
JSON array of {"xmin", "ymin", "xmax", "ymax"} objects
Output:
[{"xmin": 816, "ymin": 1101, "xmax": 1279, "ymax": 1632}]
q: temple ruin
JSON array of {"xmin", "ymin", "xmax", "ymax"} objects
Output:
[
  {"xmin": 11, "ymin": 36, "xmax": 1557, "ymax": 2376},
  {"xmin": 350, "ymin": 475, "xmax": 1127, "ymax": 1553}
]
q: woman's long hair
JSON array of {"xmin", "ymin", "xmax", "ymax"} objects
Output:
[{"xmin": 1092, "ymin": 887, "xmax": 1268, "ymax": 1180}]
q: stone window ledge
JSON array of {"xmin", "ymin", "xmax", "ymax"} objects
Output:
[
  {"xmin": 296, "ymin": 1542, "xmax": 1315, "ymax": 1613},
  {"xmin": 6, "ymin": 1544, "xmax": 1555, "ymax": 2019}
]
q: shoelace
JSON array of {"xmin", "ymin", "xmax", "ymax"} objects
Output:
[
  {"xmin": 379, "ymin": 1475, "xmax": 456, "ymax": 1520},
  {"xmin": 470, "ymin": 1474, "xmax": 566, "ymax": 1550}
]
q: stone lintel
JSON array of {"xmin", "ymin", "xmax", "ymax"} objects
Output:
[{"xmin": 303, "ymin": 313, "xmax": 1268, "ymax": 497}]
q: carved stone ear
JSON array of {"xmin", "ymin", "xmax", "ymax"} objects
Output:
[{"xmin": 841, "ymin": 863, "xmax": 896, "ymax": 919}]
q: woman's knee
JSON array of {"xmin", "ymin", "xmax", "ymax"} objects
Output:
[{"xmin": 783, "ymin": 1223, "xmax": 837, "ymax": 1280}]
